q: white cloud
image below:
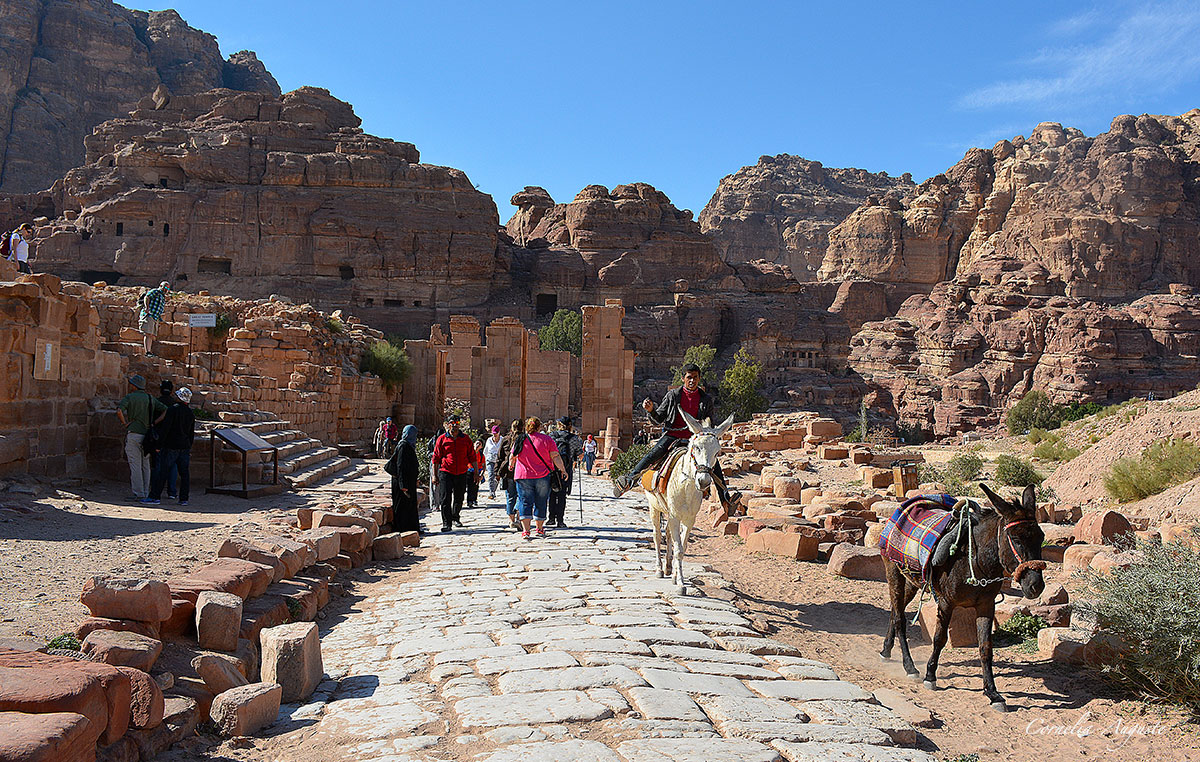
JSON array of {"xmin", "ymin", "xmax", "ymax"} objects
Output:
[{"xmin": 960, "ymin": 2, "xmax": 1200, "ymax": 109}]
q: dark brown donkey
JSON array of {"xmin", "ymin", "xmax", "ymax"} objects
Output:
[{"xmin": 880, "ymin": 483, "xmax": 1046, "ymax": 711}]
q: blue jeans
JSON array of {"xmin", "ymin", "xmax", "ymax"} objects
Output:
[
  {"xmin": 505, "ymin": 480, "xmax": 519, "ymax": 516},
  {"xmin": 516, "ymin": 476, "xmax": 551, "ymax": 520},
  {"xmin": 583, "ymin": 452, "xmax": 596, "ymax": 473},
  {"xmin": 150, "ymin": 449, "xmax": 190, "ymax": 501}
]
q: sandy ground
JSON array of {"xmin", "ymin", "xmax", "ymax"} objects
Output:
[
  {"xmin": 0, "ymin": 471, "xmax": 356, "ymax": 643},
  {"xmin": 684, "ymin": 520, "xmax": 1200, "ymax": 761}
]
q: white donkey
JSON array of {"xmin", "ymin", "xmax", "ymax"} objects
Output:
[{"xmin": 643, "ymin": 410, "xmax": 734, "ymax": 595}]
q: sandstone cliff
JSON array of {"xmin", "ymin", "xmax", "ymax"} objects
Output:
[
  {"xmin": 822, "ymin": 114, "xmax": 1200, "ymax": 300},
  {"xmin": 839, "ymin": 111, "xmax": 1200, "ymax": 434},
  {"xmin": 31, "ymin": 87, "xmax": 502, "ymax": 336},
  {"xmin": 699, "ymin": 154, "xmax": 913, "ymax": 279},
  {"xmin": 0, "ymin": 0, "xmax": 279, "ymax": 193}
]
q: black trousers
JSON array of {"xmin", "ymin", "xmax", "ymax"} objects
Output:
[
  {"xmin": 630, "ymin": 434, "xmax": 731, "ymax": 504},
  {"xmin": 466, "ymin": 472, "xmax": 480, "ymax": 506},
  {"xmin": 438, "ymin": 470, "xmax": 468, "ymax": 528},
  {"xmin": 548, "ymin": 465, "xmax": 573, "ymax": 523}
]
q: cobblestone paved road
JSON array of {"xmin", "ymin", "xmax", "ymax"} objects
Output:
[{"xmin": 257, "ymin": 476, "xmax": 936, "ymax": 762}]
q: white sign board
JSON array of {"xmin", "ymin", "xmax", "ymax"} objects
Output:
[{"xmin": 188, "ymin": 313, "xmax": 217, "ymax": 328}]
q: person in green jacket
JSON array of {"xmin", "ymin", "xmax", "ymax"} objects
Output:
[{"xmin": 116, "ymin": 374, "xmax": 166, "ymax": 500}]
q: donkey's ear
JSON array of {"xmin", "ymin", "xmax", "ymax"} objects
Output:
[
  {"xmin": 679, "ymin": 409, "xmax": 704, "ymax": 435},
  {"xmin": 1022, "ymin": 484, "xmax": 1037, "ymax": 514},
  {"xmin": 713, "ymin": 414, "xmax": 735, "ymax": 438},
  {"xmin": 979, "ymin": 483, "xmax": 1011, "ymax": 513}
]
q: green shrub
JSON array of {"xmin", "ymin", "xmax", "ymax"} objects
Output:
[
  {"xmin": 193, "ymin": 407, "xmax": 218, "ymax": 421},
  {"xmin": 207, "ymin": 312, "xmax": 235, "ymax": 339},
  {"xmin": 1000, "ymin": 611, "xmax": 1047, "ymax": 640},
  {"xmin": 1032, "ymin": 438, "xmax": 1080, "ymax": 462},
  {"xmin": 416, "ymin": 437, "xmax": 431, "ymax": 485},
  {"xmin": 325, "ymin": 316, "xmax": 344, "ymax": 333},
  {"xmin": 609, "ymin": 444, "xmax": 649, "ymax": 480},
  {"xmin": 994, "ymin": 454, "xmax": 1043, "ymax": 487},
  {"xmin": 1060, "ymin": 401, "xmax": 1104, "ymax": 421},
  {"xmin": 538, "ymin": 309, "xmax": 582, "ymax": 356},
  {"xmin": 1076, "ymin": 533, "xmax": 1200, "ymax": 705},
  {"xmin": 360, "ymin": 340, "xmax": 413, "ymax": 391},
  {"xmin": 1026, "ymin": 427, "xmax": 1052, "ymax": 445},
  {"xmin": 1006, "ymin": 391, "xmax": 1066, "ymax": 434},
  {"xmin": 1104, "ymin": 437, "xmax": 1200, "ymax": 503},
  {"xmin": 46, "ymin": 633, "xmax": 81, "ymax": 651},
  {"xmin": 919, "ymin": 451, "xmax": 984, "ymax": 497},
  {"xmin": 671, "ymin": 345, "xmax": 717, "ymax": 387},
  {"xmin": 719, "ymin": 348, "xmax": 767, "ymax": 423},
  {"xmin": 896, "ymin": 421, "xmax": 925, "ymax": 445},
  {"xmin": 285, "ymin": 598, "xmax": 303, "ymax": 622}
]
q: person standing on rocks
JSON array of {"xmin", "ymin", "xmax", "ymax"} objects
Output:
[
  {"xmin": 611, "ymin": 363, "xmax": 742, "ymax": 518},
  {"xmin": 116, "ymin": 375, "xmax": 167, "ymax": 501},
  {"xmin": 495, "ymin": 420, "xmax": 522, "ymax": 529},
  {"xmin": 386, "ymin": 424, "xmax": 422, "ymax": 534},
  {"xmin": 4, "ymin": 223, "xmax": 33, "ymax": 274},
  {"xmin": 548, "ymin": 416, "xmax": 583, "ymax": 529},
  {"xmin": 137, "ymin": 281, "xmax": 171, "ymax": 356},
  {"xmin": 483, "ymin": 425, "xmax": 504, "ymax": 500},
  {"xmin": 144, "ymin": 387, "xmax": 196, "ymax": 505},
  {"xmin": 509, "ymin": 417, "xmax": 567, "ymax": 540},
  {"xmin": 375, "ymin": 416, "xmax": 399, "ymax": 458},
  {"xmin": 431, "ymin": 415, "xmax": 474, "ymax": 532},
  {"xmin": 583, "ymin": 434, "xmax": 598, "ymax": 475}
]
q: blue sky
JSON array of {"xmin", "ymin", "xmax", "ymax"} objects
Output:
[{"xmin": 133, "ymin": 0, "xmax": 1200, "ymax": 217}]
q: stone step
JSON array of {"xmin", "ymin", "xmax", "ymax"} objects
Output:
[
  {"xmin": 285, "ymin": 455, "xmax": 352, "ymax": 489},
  {"xmin": 274, "ymin": 437, "xmax": 323, "ymax": 460},
  {"xmin": 278, "ymin": 445, "xmax": 339, "ymax": 475},
  {"xmin": 259, "ymin": 429, "xmax": 305, "ymax": 446}
]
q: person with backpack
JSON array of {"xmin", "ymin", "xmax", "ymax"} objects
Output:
[
  {"xmin": 116, "ymin": 375, "xmax": 167, "ymax": 501},
  {"xmin": 431, "ymin": 415, "xmax": 474, "ymax": 532},
  {"xmin": 495, "ymin": 419, "xmax": 522, "ymax": 529},
  {"xmin": 155, "ymin": 379, "xmax": 180, "ymax": 499},
  {"xmin": 143, "ymin": 387, "xmax": 196, "ymax": 505},
  {"xmin": 548, "ymin": 416, "xmax": 583, "ymax": 529},
  {"xmin": 2, "ymin": 223, "xmax": 33, "ymax": 274}
]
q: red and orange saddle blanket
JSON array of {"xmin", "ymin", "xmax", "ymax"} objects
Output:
[
  {"xmin": 639, "ymin": 448, "xmax": 688, "ymax": 496},
  {"xmin": 879, "ymin": 493, "xmax": 957, "ymax": 584}
]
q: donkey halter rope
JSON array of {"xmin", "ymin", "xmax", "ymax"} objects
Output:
[{"xmin": 949, "ymin": 499, "xmax": 1046, "ymax": 587}]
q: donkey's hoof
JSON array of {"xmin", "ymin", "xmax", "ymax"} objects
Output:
[
  {"xmin": 905, "ymin": 670, "xmax": 920, "ymax": 680},
  {"xmin": 922, "ymin": 680, "xmax": 937, "ymax": 690},
  {"xmin": 990, "ymin": 701, "xmax": 1008, "ymax": 713},
  {"xmin": 878, "ymin": 651, "xmax": 890, "ymax": 662},
  {"xmin": 675, "ymin": 585, "xmax": 687, "ymax": 596}
]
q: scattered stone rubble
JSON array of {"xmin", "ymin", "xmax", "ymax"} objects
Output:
[
  {"xmin": 0, "ymin": 483, "xmax": 418, "ymax": 761},
  {"xmin": 713, "ymin": 412, "xmax": 1198, "ymax": 661}
]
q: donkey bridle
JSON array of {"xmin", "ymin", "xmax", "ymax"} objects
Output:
[{"xmin": 998, "ymin": 518, "xmax": 1046, "ymax": 583}]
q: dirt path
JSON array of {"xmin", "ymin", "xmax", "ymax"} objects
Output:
[{"xmin": 685, "ymin": 529, "xmax": 1200, "ymax": 761}]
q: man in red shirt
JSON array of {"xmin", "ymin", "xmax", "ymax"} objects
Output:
[
  {"xmin": 431, "ymin": 415, "xmax": 476, "ymax": 532},
  {"xmin": 612, "ymin": 364, "xmax": 741, "ymax": 515}
]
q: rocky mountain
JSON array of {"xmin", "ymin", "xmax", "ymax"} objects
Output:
[
  {"xmin": 699, "ymin": 154, "xmax": 913, "ymax": 279},
  {"xmin": 32, "ymin": 86, "xmax": 501, "ymax": 337},
  {"xmin": 0, "ymin": 0, "xmax": 279, "ymax": 193},
  {"xmin": 842, "ymin": 112, "xmax": 1200, "ymax": 434}
]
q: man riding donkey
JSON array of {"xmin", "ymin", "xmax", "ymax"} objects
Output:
[{"xmin": 612, "ymin": 363, "xmax": 742, "ymax": 518}]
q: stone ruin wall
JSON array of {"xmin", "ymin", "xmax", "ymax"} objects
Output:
[
  {"xmin": 0, "ymin": 267, "xmax": 400, "ymax": 479},
  {"xmin": 402, "ymin": 303, "xmax": 631, "ymax": 443},
  {"xmin": 0, "ymin": 266, "xmax": 125, "ymax": 477}
]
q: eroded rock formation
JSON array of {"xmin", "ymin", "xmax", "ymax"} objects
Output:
[
  {"xmin": 31, "ymin": 87, "xmax": 502, "ymax": 337},
  {"xmin": 839, "ymin": 112, "xmax": 1200, "ymax": 434},
  {"xmin": 699, "ymin": 154, "xmax": 913, "ymax": 279},
  {"xmin": 0, "ymin": 0, "xmax": 280, "ymax": 193}
]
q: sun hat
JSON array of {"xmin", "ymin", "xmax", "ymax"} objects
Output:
[
  {"xmin": 176, "ymin": 387, "xmax": 192, "ymax": 403},
  {"xmin": 129, "ymin": 374, "xmax": 145, "ymax": 389}
]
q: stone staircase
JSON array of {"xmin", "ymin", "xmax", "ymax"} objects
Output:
[{"xmin": 103, "ymin": 329, "xmax": 359, "ymax": 490}]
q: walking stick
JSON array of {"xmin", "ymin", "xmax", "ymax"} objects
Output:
[{"xmin": 578, "ymin": 461, "xmax": 583, "ymax": 525}]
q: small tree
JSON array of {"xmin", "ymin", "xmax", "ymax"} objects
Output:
[
  {"xmin": 719, "ymin": 348, "xmax": 767, "ymax": 422},
  {"xmin": 359, "ymin": 340, "xmax": 412, "ymax": 391},
  {"xmin": 671, "ymin": 345, "xmax": 717, "ymax": 387},
  {"xmin": 539, "ymin": 309, "xmax": 582, "ymax": 356},
  {"xmin": 1006, "ymin": 390, "xmax": 1065, "ymax": 434}
]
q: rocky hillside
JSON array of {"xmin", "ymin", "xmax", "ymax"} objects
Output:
[
  {"xmin": 0, "ymin": 0, "xmax": 279, "ymax": 193},
  {"xmin": 32, "ymin": 86, "xmax": 500, "ymax": 337},
  {"xmin": 699, "ymin": 154, "xmax": 913, "ymax": 279},
  {"xmin": 841, "ymin": 112, "xmax": 1200, "ymax": 435}
]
